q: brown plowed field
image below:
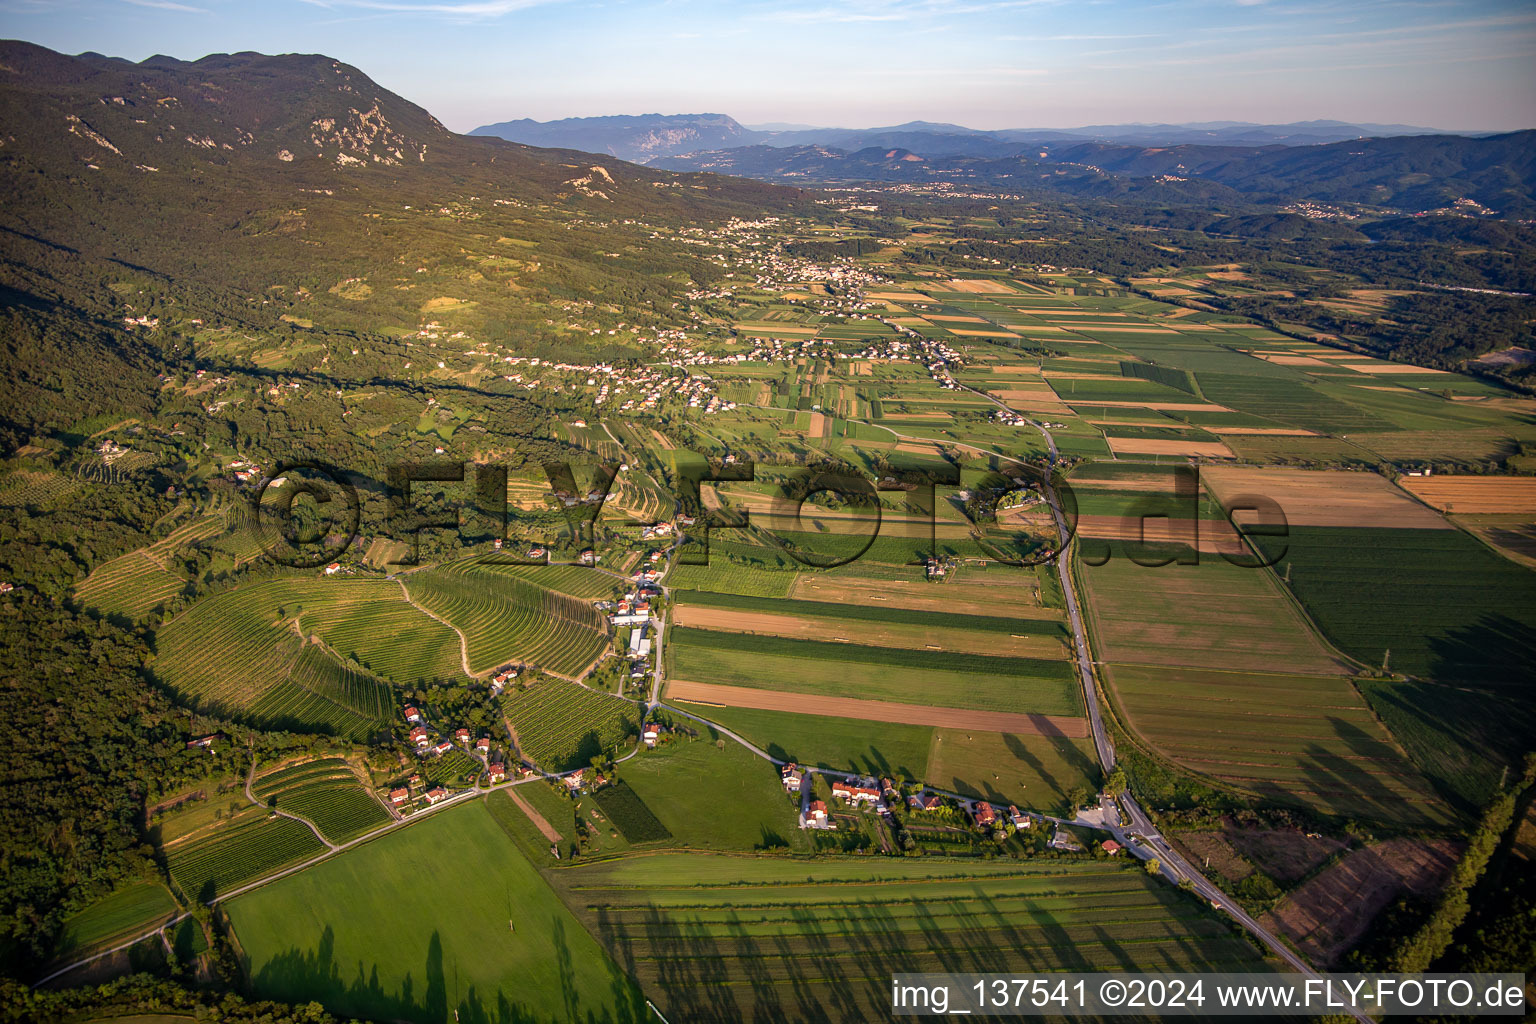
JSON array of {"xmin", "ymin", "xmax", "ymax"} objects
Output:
[
  {"xmin": 1262, "ymin": 839, "xmax": 1459, "ymax": 965},
  {"xmin": 1399, "ymin": 475, "xmax": 1536, "ymax": 514},
  {"xmin": 1203, "ymin": 466, "xmax": 1453, "ymax": 529},
  {"xmin": 1106, "ymin": 438, "xmax": 1236, "ymax": 458},
  {"xmin": 667, "ymin": 680, "xmax": 1087, "ymax": 737}
]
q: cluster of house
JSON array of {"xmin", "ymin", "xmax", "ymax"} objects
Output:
[
  {"xmin": 228, "ymin": 458, "xmax": 264, "ymax": 484},
  {"xmin": 994, "ymin": 409, "xmax": 1030, "ymax": 427},
  {"xmin": 388, "ymin": 773, "xmax": 448, "ymax": 809},
  {"xmin": 965, "ymin": 800, "xmax": 1034, "ymax": 833},
  {"xmin": 609, "ymin": 588, "xmax": 656, "ymax": 628}
]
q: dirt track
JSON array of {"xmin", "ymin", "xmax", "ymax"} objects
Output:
[
  {"xmin": 506, "ymin": 789, "xmax": 562, "ymax": 842},
  {"xmin": 667, "ymin": 680, "xmax": 1088, "ymax": 737}
]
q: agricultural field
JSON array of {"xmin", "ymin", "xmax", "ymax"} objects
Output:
[
  {"xmin": 1252, "ymin": 526, "xmax": 1536, "ymax": 688},
  {"xmin": 252, "ymin": 758, "xmax": 392, "ymax": 844},
  {"xmin": 1107, "ymin": 665, "xmax": 1451, "ymax": 825},
  {"xmin": 620, "ymin": 739, "xmax": 810, "ymax": 851},
  {"xmin": 671, "ymin": 588, "xmax": 1066, "ymax": 659},
  {"xmin": 549, "ymin": 854, "xmax": 1272, "ymax": 1021},
  {"xmin": 668, "ymin": 626, "xmax": 1081, "ymax": 717},
  {"xmin": 590, "ymin": 781, "xmax": 671, "ymax": 843},
  {"xmin": 226, "ymin": 800, "xmax": 644, "ymax": 1024},
  {"xmin": 162, "ymin": 810, "xmax": 326, "ymax": 901},
  {"xmin": 50, "ymin": 883, "xmax": 179, "ymax": 961},
  {"xmin": 500, "ymin": 680, "xmax": 642, "ymax": 771},
  {"xmin": 154, "ymin": 581, "xmax": 394, "ymax": 740},
  {"xmin": 404, "ymin": 559, "xmax": 609, "ymax": 677}
]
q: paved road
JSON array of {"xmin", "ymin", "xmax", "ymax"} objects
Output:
[{"xmin": 905, "ymin": 371, "xmax": 1347, "ymax": 993}]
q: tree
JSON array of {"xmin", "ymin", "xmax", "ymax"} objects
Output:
[{"xmin": 1144, "ymin": 857, "xmax": 1162, "ymax": 876}]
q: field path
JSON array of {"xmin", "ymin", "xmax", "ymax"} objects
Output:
[
  {"xmin": 506, "ymin": 789, "xmax": 562, "ymax": 842},
  {"xmin": 242, "ymin": 755, "xmax": 338, "ymax": 852},
  {"xmin": 392, "ymin": 575, "xmax": 477, "ymax": 677}
]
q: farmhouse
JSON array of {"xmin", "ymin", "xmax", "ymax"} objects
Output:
[
  {"xmin": 476, "ymin": 736, "xmax": 490, "ymax": 753},
  {"xmin": 454, "ymin": 728, "xmax": 471, "ymax": 744},
  {"xmin": 487, "ymin": 764, "xmax": 506, "ymax": 783},
  {"xmin": 563, "ymin": 770, "xmax": 585, "ymax": 791},
  {"xmin": 424, "ymin": 787, "xmax": 447, "ymax": 805},
  {"xmin": 781, "ymin": 763, "xmax": 803, "ymax": 791},
  {"xmin": 973, "ymin": 801, "xmax": 997, "ymax": 827},
  {"xmin": 404, "ymin": 706, "xmax": 423, "ymax": 723},
  {"xmin": 1009, "ymin": 805, "xmax": 1030, "ymax": 829},
  {"xmin": 431, "ymin": 740, "xmax": 453, "ymax": 756},
  {"xmin": 832, "ymin": 780, "xmax": 882, "ymax": 805},
  {"xmin": 409, "ymin": 726, "xmax": 429, "ymax": 747},
  {"xmin": 185, "ymin": 734, "xmax": 219, "ymax": 750},
  {"xmin": 1101, "ymin": 840, "xmax": 1123, "ymax": 856},
  {"xmin": 643, "ymin": 725, "xmax": 661, "ymax": 748},
  {"xmin": 807, "ymin": 799, "xmax": 828, "ymax": 825},
  {"xmin": 389, "ymin": 787, "xmax": 409, "ymax": 805},
  {"xmin": 909, "ymin": 792, "xmax": 943, "ymax": 812}
]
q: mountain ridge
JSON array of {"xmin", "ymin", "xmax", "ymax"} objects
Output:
[{"xmin": 469, "ymin": 111, "xmax": 1482, "ymax": 163}]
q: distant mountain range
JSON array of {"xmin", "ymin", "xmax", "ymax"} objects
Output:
[
  {"xmin": 470, "ymin": 112, "xmax": 1475, "ymax": 163},
  {"xmin": 648, "ymin": 132, "xmax": 1536, "ymax": 217}
]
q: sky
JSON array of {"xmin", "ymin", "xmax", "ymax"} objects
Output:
[{"xmin": 1, "ymin": 0, "xmax": 1533, "ymax": 133}]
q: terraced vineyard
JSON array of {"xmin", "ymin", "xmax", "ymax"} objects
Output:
[
  {"xmin": 252, "ymin": 757, "xmax": 392, "ymax": 843},
  {"xmin": 551, "ymin": 854, "xmax": 1270, "ymax": 1021},
  {"xmin": 153, "ymin": 579, "xmax": 394, "ymax": 739},
  {"xmin": 404, "ymin": 559, "xmax": 609, "ymax": 677},
  {"xmin": 163, "ymin": 811, "xmax": 326, "ymax": 901},
  {"xmin": 247, "ymin": 647, "xmax": 390, "ymax": 740},
  {"xmin": 501, "ymin": 681, "xmax": 641, "ymax": 771},
  {"xmin": 73, "ymin": 510, "xmax": 228, "ymax": 620}
]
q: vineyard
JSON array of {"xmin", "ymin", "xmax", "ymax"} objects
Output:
[
  {"xmin": 153, "ymin": 579, "xmax": 394, "ymax": 739},
  {"xmin": 590, "ymin": 781, "xmax": 671, "ymax": 843},
  {"xmin": 549, "ymin": 855, "xmax": 1268, "ymax": 1021},
  {"xmin": 404, "ymin": 560, "xmax": 609, "ymax": 677},
  {"xmin": 163, "ymin": 811, "xmax": 326, "ymax": 901},
  {"xmin": 252, "ymin": 757, "xmax": 392, "ymax": 843},
  {"xmin": 73, "ymin": 509, "xmax": 228, "ymax": 621},
  {"xmin": 296, "ymin": 589, "xmax": 465, "ymax": 686},
  {"xmin": 501, "ymin": 681, "xmax": 641, "ymax": 771}
]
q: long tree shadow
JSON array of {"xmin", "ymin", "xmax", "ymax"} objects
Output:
[{"xmin": 247, "ymin": 924, "xmax": 629, "ymax": 1024}]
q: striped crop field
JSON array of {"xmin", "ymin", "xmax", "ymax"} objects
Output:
[
  {"xmin": 549, "ymin": 854, "xmax": 1270, "ymax": 1021},
  {"xmin": 163, "ymin": 810, "xmax": 326, "ymax": 902},
  {"xmin": 1108, "ymin": 665, "xmax": 1453, "ymax": 826},
  {"xmin": 404, "ymin": 559, "xmax": 609, "ymax": 677},
  {"xmin": 252, "ymin": 757, "xmax": 392, "ymax": 844},
  {"xmin": 671, "ymin": 589, "xmax": 1068, "ymax": 660},
  {"xmin": 152, "ymin": 578, "xmax": 396, "ymax": 739},
  {"xmin": 73, "ymin": 509, "xmax": 229, "ymax": 620},
  {"xmin": 669, "ymin": 626, "xmax": 1081, "ymax": 717},
  {"xmin": 501, "ymin": 680, "xmax": 641, "ymax": 772}
]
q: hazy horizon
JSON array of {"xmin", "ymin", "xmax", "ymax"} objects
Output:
[{"xmin": 2, "ymin": 0, "xmax": 1532, "ymax": 134}]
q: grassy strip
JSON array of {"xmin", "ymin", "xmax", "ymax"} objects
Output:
[{"xmin": 674, "ymin": 589, "xmax": 1066, "ymax": 636}]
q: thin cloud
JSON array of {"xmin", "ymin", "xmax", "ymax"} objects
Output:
[
  {"xmin": 300, "ymin": 0, "xmax": 563, "ymax": 15},
  {"xmin": 122, "ymin": 0, "xmax": 210, "ymax": 11}
]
